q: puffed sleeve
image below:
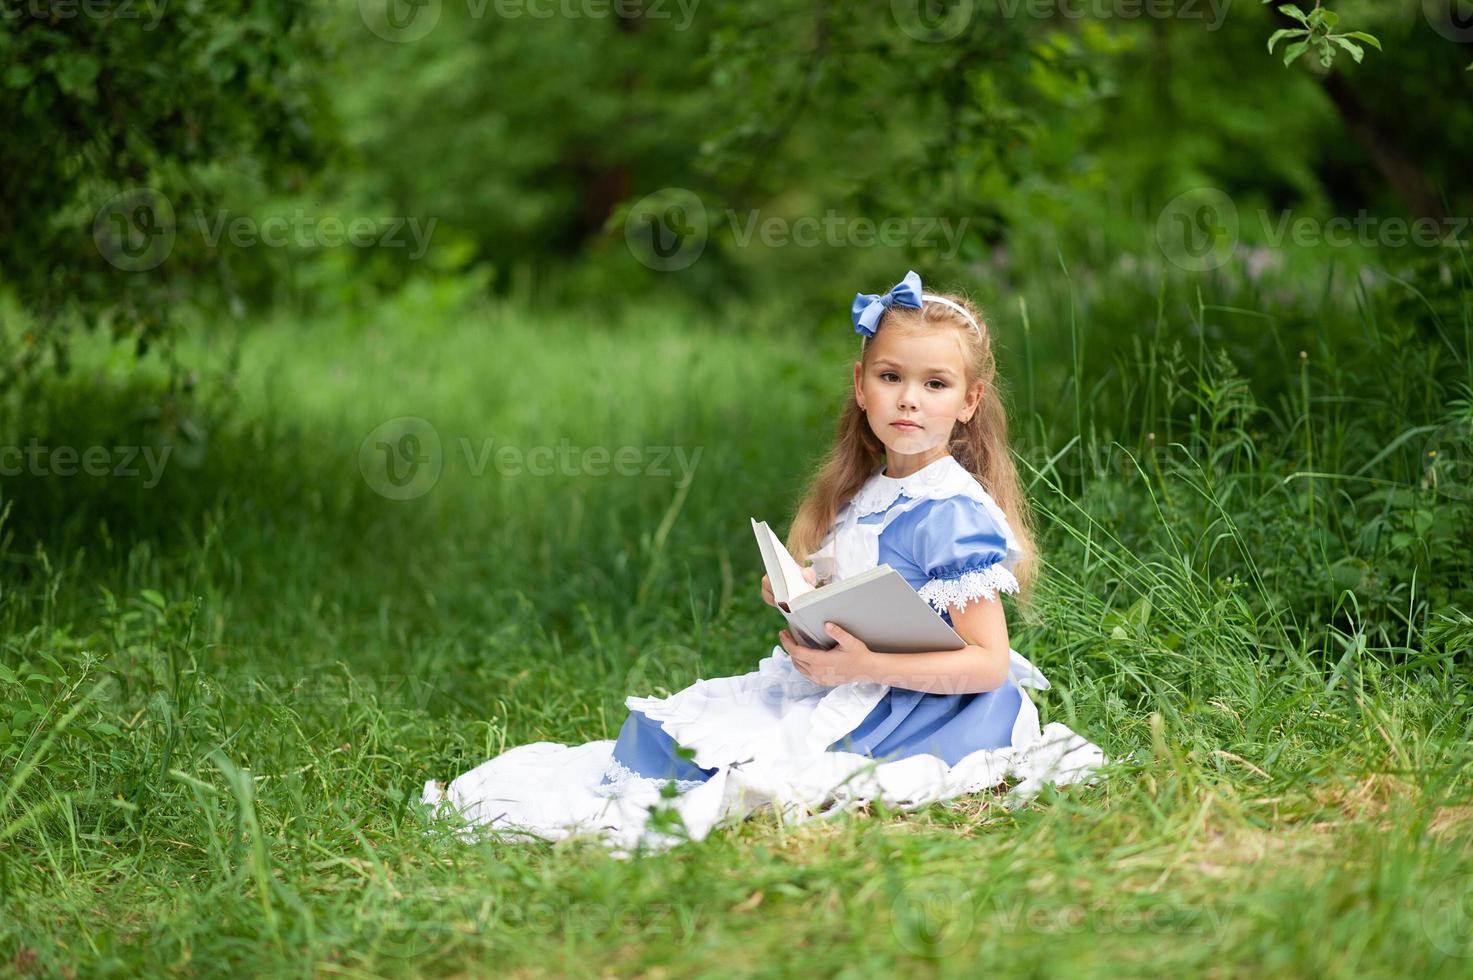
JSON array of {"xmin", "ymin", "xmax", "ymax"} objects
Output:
[{"xmin": 910, "ymin": 494, "xmax": 1023, "ymax": 615}]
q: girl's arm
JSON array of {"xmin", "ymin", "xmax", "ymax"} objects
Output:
[
  {"xmin": 781, "ymin": 591, "xmax": 1014, "ymax": 693},
  {"xmin": 858, "ymin": 595, "xmax": 1012, "ymax": 694}
]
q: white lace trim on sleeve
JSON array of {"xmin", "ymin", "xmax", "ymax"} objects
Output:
[{"xmin": 918, "ymin": 564, "xmax": 1021, "ymax": 615}]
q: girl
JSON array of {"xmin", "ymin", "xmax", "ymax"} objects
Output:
[{"xmin": 423, "ymin": 271, "xmax": 1104, "ymax": 856}]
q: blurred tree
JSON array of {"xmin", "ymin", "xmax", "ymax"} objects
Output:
[
  {"xmin": 324, "ymin": 0, "xmax": 1105, "ymax": 307},
  {"xmin": 0, "ymin": 0, "xmax": 334, "ymax": 388},
  {"xmin": 324, "ymin": 0, "xmax": 715, "ymax": 288},
  {"xmin": 5, "ymin": 0, "xmax": 1465, "ymax": 345},
  {"xmin": 320, "ymin": 1, "xmax": 1463, "ymax": 313}
]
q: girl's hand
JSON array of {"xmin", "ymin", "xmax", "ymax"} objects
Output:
[
  {"xmin": 778, "ymin": 622, "xmax": 873, "ymax": 687},
  {"xmin": 761, "ymin": 566, "xmax": 818, "ymax": 607}
]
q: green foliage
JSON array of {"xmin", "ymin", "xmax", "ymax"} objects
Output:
[
  {"xmin": 317, "ymin": 0, "xmax": 1095, "ymax": 309},
  {"xmin": 0, "ymin": 0, "xmax": 334, "ymax": 389},
  {"xmin": 1265, "ymin": 2, "xmax": 1381, "ymax": 68},
  {"xmin": 4, "ymin": 1, "xmax": 1460, "ymax": 370}
]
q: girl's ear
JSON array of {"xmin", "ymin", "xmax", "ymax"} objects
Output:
[
  {"xmin": 852, "ymin": 361, "xmax": 864, "ymax": 410},
  {"xmin": 962, "ymin": 380, "xmax": 985, "ymax": 422}
]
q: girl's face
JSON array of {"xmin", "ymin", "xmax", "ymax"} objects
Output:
[{"xmin": 853, "ymin": 325, "xmax": 983, "ymax": 476}]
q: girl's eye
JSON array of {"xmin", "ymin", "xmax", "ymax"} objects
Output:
[{"xmin": 879, "ymin": 371, "xmax": 946, "ymax": 389}]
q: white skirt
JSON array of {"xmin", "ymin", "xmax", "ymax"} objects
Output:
[{"xmin": 421, "ymin": 646, "xmax": 1106, "ymax": 858}]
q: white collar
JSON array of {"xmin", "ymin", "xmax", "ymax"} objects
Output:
[
  {"xmin": 851, "ymin": 454, "xmax": 975, "ymax": 518},
  {"xmin": 810, "ymin": 454, "xmax": 1026, "ymax": 579}
]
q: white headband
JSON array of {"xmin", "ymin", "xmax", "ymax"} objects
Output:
[{"xmin": 920, "ymin": 293, "xmax": 983, "ymax": 335}]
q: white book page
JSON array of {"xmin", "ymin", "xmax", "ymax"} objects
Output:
[{"xmin": 750, "ymin": 519, "xmax": 815, "ymax": 605}]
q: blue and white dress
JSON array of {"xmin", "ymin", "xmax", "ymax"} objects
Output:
[{"xmin": 423, "ymin": 455, "xmax": 1105, "ymax": 856}]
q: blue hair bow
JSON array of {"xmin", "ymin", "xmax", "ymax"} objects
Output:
[{"xmin": 851, "ymin": 270, "xmax": 923, "ymax": 337}]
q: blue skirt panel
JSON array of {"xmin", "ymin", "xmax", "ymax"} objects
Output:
[
  {"xmin": 825, "ymin": 682, "xmax": 1022, "ymax": 766},
  {"xmin": 599, "ymin": 707, "xmax": 720, "ymax": 786}
]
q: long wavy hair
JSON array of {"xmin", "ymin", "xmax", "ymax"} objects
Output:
[{"xmin": 783, "ymin": 287, "xmax": 1040, "ymax": 607}]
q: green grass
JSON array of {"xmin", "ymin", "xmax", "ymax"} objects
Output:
[{"xmin": 2, "ymin": 259, "xmax": 1472, "ymax": 977}]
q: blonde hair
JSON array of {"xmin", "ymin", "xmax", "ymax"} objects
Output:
[{"xmin": 784, "ymin": 288, "xmax": 1041, "ymax": 607}]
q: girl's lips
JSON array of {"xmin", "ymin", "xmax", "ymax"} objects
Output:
[{"xmin": 891, "ymin": 421, "xmax": 921, "ymax": 429}]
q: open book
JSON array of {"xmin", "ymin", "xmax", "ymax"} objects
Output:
[{"xmin": 751, "ymin": 518, "xmax": 965, "ymax": 654}]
